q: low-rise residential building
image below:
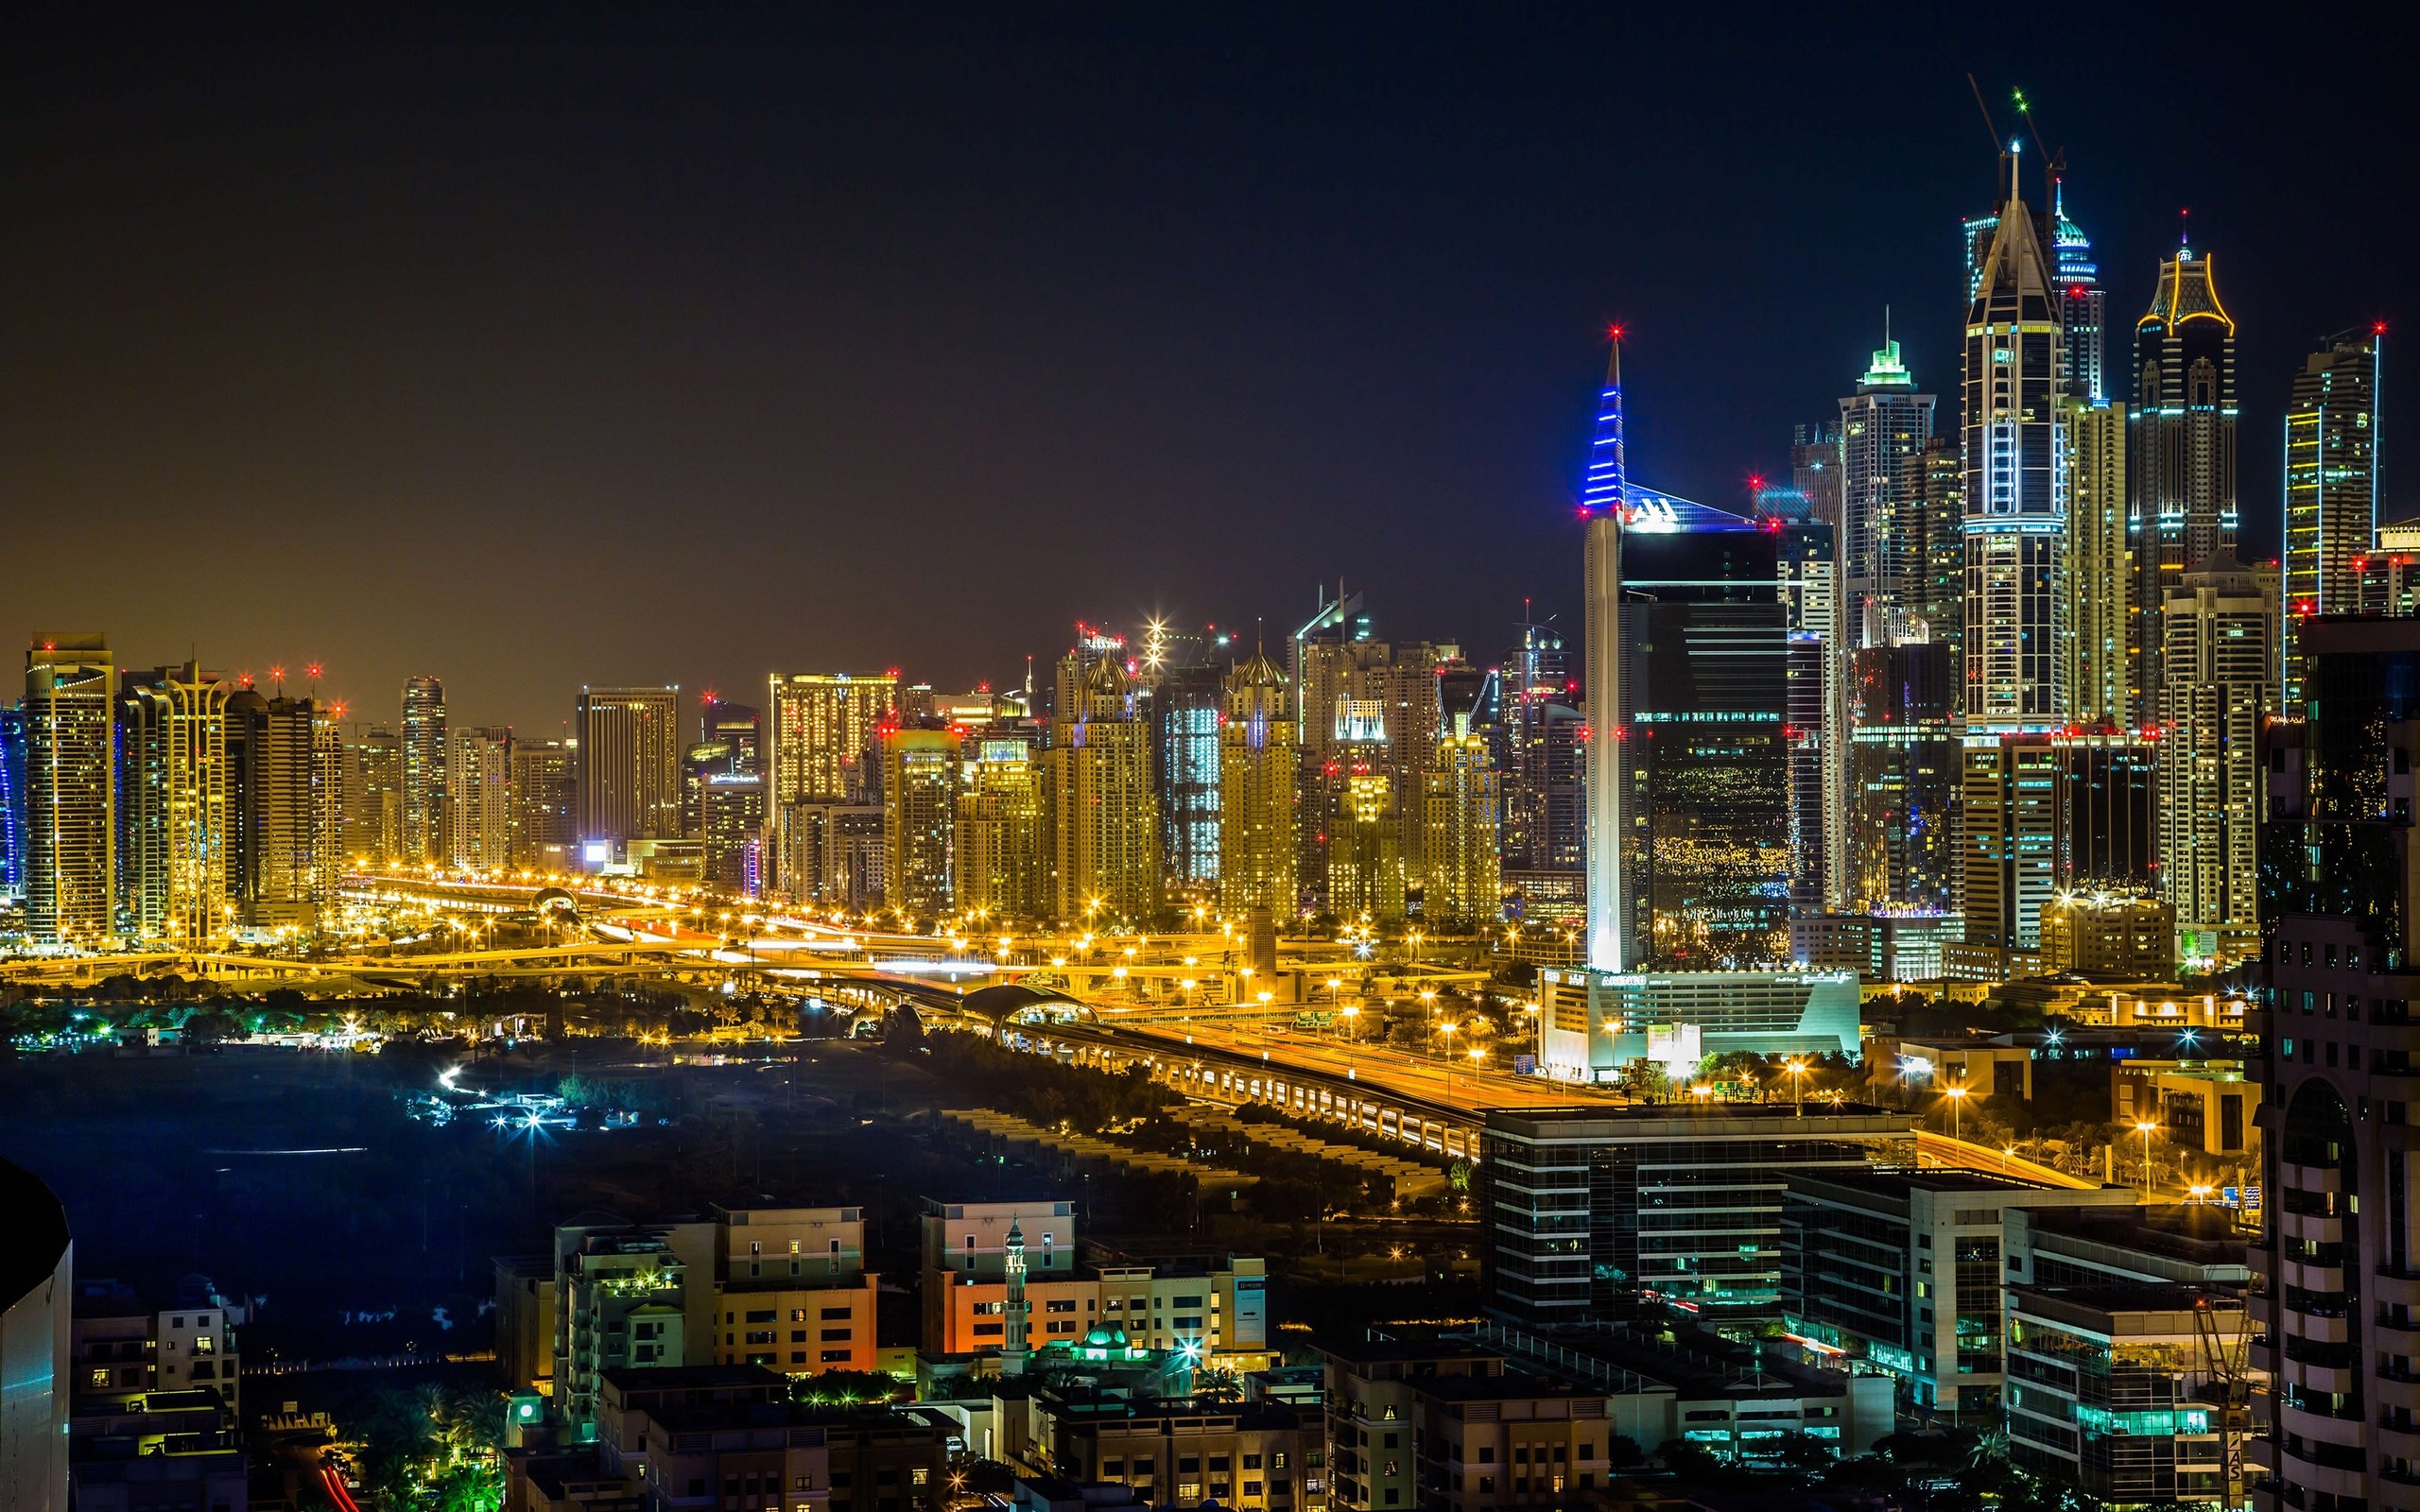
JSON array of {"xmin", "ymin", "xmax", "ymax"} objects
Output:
[
  {"xmin": 713, "ymin": 1206, "xmax": 880, "ymax": 1377},
  {"xmin": 1779, "ymin": 1168, "xmax": 2136, "ymax": 1421},
  {"xmin": 496, "ymin": 1255, "xmax": 558, "ymax": 1396},
  {"xmin": 595, "ymin": 1366, "xmax": 948, "ymax": 1512},
  {"xmin": 68, "ymin": 1388, "xmax": 246, "ymax": 1512},
  {"xmin": 68, "ymin": 1282, "xmax": 241, "ymax": 1418},
  {"xmin": 919, "ymin": 1199, "xmax": 1266, "ymax": 1367},
  {"xmin": 997, "ymin": 1384, "xmax": 1325, "ymax": 1512}
]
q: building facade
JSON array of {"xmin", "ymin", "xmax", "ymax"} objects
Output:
[
  {"xmin": 880, "ymin": 727, "xmax": 958, "ymax": 920},
  {"xmin": 1048, "ymin": 658, "xmax": 1159, "ymax": 923},
  {"xmin": 2130, "ymin": 245, "xmax": 2238, "ymax": 720},
  {"xmin": 1216, "ymin": 650, "xmax": 1296, "ymax": 921},
  {"xmin": 575, "ymin": 687, "xmax": 682, "ymax": 854},
  {"xmin": 1422, "ymin": 731, "xmax": 1500, "ymax": 927},
  {"xmin": 956, "ymin": 738, "xmax": 1047, "ymax": 921},
  {"xmin": 2159, "ymin": 557, "xmax": 2273, "ymax": 966},
  {"xmin": 23, "ymin": 636, "xmax": 115, "ymax": 945},
  {"xmin": 401, "ymin": 675, "xmax": 447, "ymax": 866},
  {"xmin": 2281, "ymin": 329, "xmax": 2384, "ymax": 705},
  {"xmin": 450, "ymin": 726, "xmax": 514, "ymax": 871}
]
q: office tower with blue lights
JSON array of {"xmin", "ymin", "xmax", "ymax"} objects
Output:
[
  {"xmin": 2049, "ymin": 175, "xmax": 2104, "ymax": 403},
  {"xmin": 2282, "ymin": 326, "xmax": 2385, "ymax": 706},
  {"xmin": 2129, "ymin": 237, "xmax": 2238, "ymax": 718},
  {"xmin": 1149, "ymin": 660, "xmax": 1222, "ymax": 898},
  {"xmin": 1839, "ymin": 331, "xmax": 1938, "ymax": 649},
  {"xmin": 1536, "ymin": 342, "xmax": 1854, "ymax": 1084},
  {"xmin": 0, "ymin": 706, "xmax": 26, "ymax": 901}
]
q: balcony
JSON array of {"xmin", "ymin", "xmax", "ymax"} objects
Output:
[
  {"xmin": 2282, "ymin": 1211, "xmax": 2346, "ymax": 1246},
  {"xmin": 2284, "ymin": 1161, "xmax": 2346, "ymax": 1194}
]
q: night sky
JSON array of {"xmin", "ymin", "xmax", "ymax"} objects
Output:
[{"xmin": 6, "ymin": 9, "xmax": 2411, "ymax": 732}]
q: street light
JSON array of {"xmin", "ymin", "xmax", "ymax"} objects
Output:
[
  {"xmin": 1783, "ymin": 1057, "xmax": 1808, "ymax": 1117},
  {"xmin": 2135, "ymin": 1120, "xmax": 2159, "ymax": 1198},
  {"xmin": 1942, "ymin": 1082, "xmax": 1968, "ymax": 1143}
]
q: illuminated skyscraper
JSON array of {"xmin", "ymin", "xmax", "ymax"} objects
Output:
[
  {"xmin": 312, "ymin": 704, "xmax": 348, "ymax": 889},
  {"xmin": 1423, "ymin": 730, "xmax": 1500, "ymax": 926},
  {"xmin": 698, "ymin": 768, "xmax": 766, "ymax": 898},
  {"xmin": 508, "ymin": 737, "xmax": 573, "ymax": 868},
  {"xmin": 401, "ymin": 675, "xmax": 447, "ymax": 866},
  {"xmin": 349, "ymin": 725, "xmax": 402, "ymax": 864},
  {"xmin": 1904, "ymin": 437, "xmax": 1966, "ymax": 664},
  {"xmin": 1500, "ymin": 623, "xmax": 1581, "ymax": 876},
  {"xmin": 117, "ymin": 664, "xmax": 231, "ymax": 945},
  {"xmin": 2158, "ymin": 556, "xmax": 2273, "ymax": 966},
  {"xmin": 228, "ymin": 692, "xmax": 323, "ymax": 929},
  {"xmin": 701, "ymin": 697, "xmax": 761, "ymax": 773},
  {"xmin": 2282, "ymin": 327, "xmax": 2385, "ymax": 705},
  {"xmin": 2053, "ymin": 732, "xmax": 2156, "ymax": 890},
  {"xmin": 1326, "ymin": 766, "xmax": 1404, "ymax": 924},
  {"xmin": 1841, "ymin": 642, "xmax": 1960, "ymax": 915},
  {"xmin": 1292, "ymin": 608, "xmax": 1445, "ymax": 910},
  {"xmin": 768, "ymin": 671, "xmax": 895, "ymax": 894},
  {"xmin": 2129, "ymin": 241, "xmax": 2237, "ymax": 716},
  {"xmin": 1150, "ymin": 661, "xmax": 1222, "ymax": 897},
  {"xmin": 24, "ymin": 634, "xmax": 115, "ymax": 945},
  {"xmin": 0, "ymin": 707, "xmax": 25, "ymax": 900},
  {"xmin": 1621, "ymin": 523, "xmax": 1793, "ymax": 968},
  {"xmin": 1216, "ymin": 648, "xmax": 1296, "ymax": 919},
  {"xmin": 956, "ymin": 737, "xmax": 1047, "ymax": 921},
  {"xmin": 574, "ymin": 685, "xmax": 682, "ymax": 852},
  {"xmin": 2063, "ymin": 395, "xmax": 2129, "ymax": 726},
  {"xmin": 1951, "ymin": 734, "xmax": 2059, "ymax": 978},
  {"xmin": 881, "ymin": 726, "xmax": 959, "ymax": 919},
  {"xmin": 1048, "ymin": 656, "xmax": 1158, "ymax": 922},
  {"xmin": 1962, "ymin": 159, "xmax": 2069, "ymax": 728},
  {"xmin": 449, "ymin": 726, "xmax": 513, "ymax": 871},
  {"xmin": 1582, "ymin": 336, "xmax": 1626, "ymax": 971},
  {"xmin": 1838, "ymin": 331, "xmax": 1937, "ymax": 648},
  {"xmin": 2048, "ymin": 175, "xmax": 2105, "ymax": 403}
]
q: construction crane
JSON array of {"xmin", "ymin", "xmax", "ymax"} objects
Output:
[{"xmin": 2194, "ymin": 1293, "xmax": 2255, "ymax": 1508}]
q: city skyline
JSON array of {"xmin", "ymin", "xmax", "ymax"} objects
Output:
[{"xmin": 5, "ymin": 12, "xmax": 2412, "ymax": 731}]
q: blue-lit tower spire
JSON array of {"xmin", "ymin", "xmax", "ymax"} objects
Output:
[
  {"xmin": 1582, "ymin": 329, "xmax": 1626, "ymax": 971},
  {"xmin": 2050, "ymin": 170, "xmax": 2105, "ymax": 404}
]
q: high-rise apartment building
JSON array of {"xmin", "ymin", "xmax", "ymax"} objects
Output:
[
  {"xmin": 116, "ymin": 665, "xmax": 230, "ymax": 945},
  {"xmin": 312, "ymin": 705, "xmax": 348, "ymax": 889},
  {"xmin": 2282, "ymin": 328, "xmax": 2385, "ymax": 705},
  {"xmin": 2049, "ymin": 176, "xmax": 2106, "ymax": 403},
  {"xmin": 24, "ymin": 635, "xmax": 116, "ymax": 945},
  {"xmin": 767, "ymin": 673, "xmax": 893, "ymax": 806},
  {"xmin": 2054, "ymin": 731, "xmax": 2158, "ymax": 892},
  {"xmin": 400, "ymin": 676, "xmax": 447, "ymax": 866},
  {"xmin": 1422, "ymin": 730, "xmax": 1500, "ymax": 926},
  {"xmin": 697, "ymin": 768, "xmax": 766, "ymax": 898},
  {"xmin": 1962, "ymin": 166, "xmax": 2069, "ymax": 728},
  {"xmin": 1048, "ymin": 657, "xmax": 1159, "ymax": 922},
  {"xmin": 348, "ymin": 725, "xmax": 402, "ymax": 864},
  {"xmin": 1838, "ymin": 333, "xmax": 1938, "ymax": 648},
  {"xmin": 2130, "ymin": 244, "xmax": 2238, "ymax": 717},
  {"xmin": 955, "ymin": 737, "xmax": 1046, "ymax": 921},
  {"xmin": 448, "ymin": 726, "xmax": 513, "ymax": 871},
  {"xmin": 228, "ymin": 693, "xmax": 323, "ymax": 928},
  {"xmin": 1150, "ymin": 662, "xmax": 1222, "ymax": 898},
  {"xmin": 1904, "ymin": 437, "xmax": 1966, "ymax": 664},
  {"xmin": 768, "ymin": 672, "xmax": 895, "ymax": 898},
  {"xmin": 1952, "ymin": 734, "xmax": 2059, "ymax": 978},
  {"xmin": 1292, "ymin": 602, "xmax": 1444, "ymax": 908},
  {"xmin": 880, "ymin": 727, "xmax": 958, "ymax": 919},
  {"xmin": 1216, "ymin": 649, "xmax": 1296, "ymax": 920},
  {"xmin": 2158, "ymin": 557, "xmax": 2273, "ymax": 966},
  {"xmin": 508, "ymin": 737, "xmax": 574, "ymax": 868},
  {"xmin": 1326, "ymin": 766, "xmax": 1405, "ymax": 924},
  {"xmin": 2065, "ymin": 396, "xmax": 2130, "ymax": 726},
  {"xmin": 0, "ymin": 708, "xmax": 26, "ymax": 900},
  {"xmin": 2254, "ymin": 614, "xmax": 2420, "ymax": 1512},
  {"xmin": 574, "ymin": 685, "xmax": 681, "ymax": 853},
  {"xmin": 1500, "ymin": 624, "xmax": 1582, "ymax": 876},
  {"xmin": 1841, "ymin": 641, "xmax": 1960, "ymax": 914}
]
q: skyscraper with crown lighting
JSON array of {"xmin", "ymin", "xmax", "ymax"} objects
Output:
[{"xmin": 2130, "ymin": 237, "xmax": 2238, "ymax": 718}]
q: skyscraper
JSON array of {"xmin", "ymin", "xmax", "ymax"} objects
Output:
[
  {"xmin": 349, "ymin": 725, "xmax": 403, "ymax": 864},
  {"xmin": 1841, "ymin": 642, "xmax": 1960, "ymax": 915},
  {"xmin": 1422, "ymin": 729, "xmax": 1500, "ymax": 926},
  {"xmin": 24, "ymin": 635, "xmax": 115, "ymax": 945},
  {"xmin": 311, "ymin": 704, "xmax": 349, "ymax": 891},
  {"xmin": 881, "ymin": 726, "xmax": 959, "ymax": 919},
  {"xmin": 768, "ymin": 672, "xmax": 895, "ymax": 896},
  {"xmin": 1216, "ymin": 648, "xmax": 1296, "ymax": 920},
  {"xmin": 1838, "ymin": 332, "xmax": 1937, "ymax": 649},
  {"xmin": 1582, "ymin": 337, "xmax": 1626, "ymax": 971},
  {"xmin": 1790, "ymin": 421, "xmax": 1842, "ymax": 524},
  {"xmin": 1292, "ymin": 613, "xmax": 1445, "ymax": 912},
  {"xmin": 2129, "ymin": 241, "xmax": 2238, "ymax": 716},
  {"xmin": 768, "ymin": 672, "xmax": 895, "ymax": 806},
  {"xmin": 2048, "ymin": 175, "xmax": 2105, "ymax": 403},
  {"xmin": 1048, "ymin": 656, "xmax": 1158, "ymax": 922},
  {"xmin": 449, "ymin": 726, "xmax": 514, "ymax": 871},
  {"xmin": 2157, "ymin": 556, "xmax": 2273, "ymax": 966},
  {"xmin": 116, "ymin": 664, "xmax": 230, "ymax": 945},
  {"xmin": 574, "ymin": 685, "xmax": 682, "ymax": 854},
  {"xmin": 0, "ymin": 707, "xmax": 26, "ymax": 901},
  {"xmin": 2064, "ymin": 395, "xmax": 2130, "ymax": 726},
  {"xmin": 1904, "ymin": 437, "xmax": 1966, "ymax": 665},
  {"xmin": 697, "ymin": 767, "xmax": 766, "ymax": 898},
  {"xmin": 700, "ymin": 697, "xmax": 761, "ymax": 773},
  {"xmin": 2282, "ymin": 327, "xmax": 2385, "ymax": 705},
  {"xmin": 1951, "ymin": 734, "xmax": 2058, "ymax": 978},
  {"xmin": 1326, "ymin": 766, "xmax": 1404, "ymax": 924},
  {"xmin": 2254, "ymin": 614, "xmax": 2420, "ymax": 1512},
  {"xmin": 508, "ymin": 737, "xmax": 574, "ymax": 869},
  {"xmin": 1150, "ymin": 661, "xmax": 1222, "ymax": 898},
  {"xmin": 957, "ymin": 737, "xmax": 1047, "ymax": 921},
  {"xmin": 1500, "ymin": 623, "xmax": 1582, "ymax": 877},
  {"xmin": 1621, "ymin": 521, "xmax": 1793, "ymax": 969},
  {"xmin": 228, "ymin": 693, "xmax": 322, "ymax": 929},
  {"xmin": 1962, "ymin": 161, "xmax": 2069, "ymax": 728},
  {"xmin": 401, "ymin": 675, "xmax": 447, "ymax": 866}
]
